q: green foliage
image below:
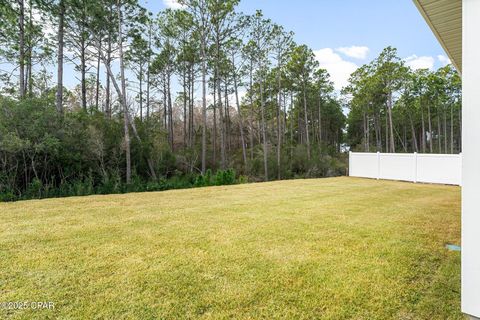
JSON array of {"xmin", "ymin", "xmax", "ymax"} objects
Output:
[
  {"xmin": 345, "ymin": 48, "xmax": 461, "ymax": 154},
  {"xmin": 214, "ymin": 169, "xmax": 236, "ymax": 185},
  {"xmin": 2, "ymin": 0, "xmax": 350, "ymax": 201}
]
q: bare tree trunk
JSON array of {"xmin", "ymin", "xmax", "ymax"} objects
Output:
[
  {"xmin": 232, "ymin": 57, "xmax": 247, "ymax": 168},
  {"xmin": 385, "ymin": 107, "xmax": 389, "ymax": 153},
  {"xmin": 303, "ymin": 81, "xmax": 311, "ymax": 160},
  {"xmin": 146, "ymin": 23, "xmax": 152, "ymax": 120},
  {"xmin": 212, "ymin": 79, "xmax": 217, "ymax": 166},
  {"xmin": 99, "ymin": 39, "xmax": 158, "ymax": 181},
  {"xmin": 26, "ymin": 0, "xmax": 33, "ymax": 97},
  {"xmin": 260, "ymin": 76, "xmax": 268, "ymax": 181},
  {"xmin": 56, "ymin": 0, "xmax": 64, "ymax": 113},
  {"xmin": 318, "ymin": 95, "xmax": 322, "ymax": 151},
  {"xmin": 421, "ymin": 102, "xmax": 426, "ymax": 153},
  {"xmin": 276, "ymin": 71, "xmax": 282, "ymax": 179},
  {"xmin": 374, "ymin": 110, "xmax": 381, "ymax": 151},
  {"xmin": 283, "ymin": 91, "xmax": 287, "ymax": 146},
  {"xmin": 167, "ymin": 72, "xmax": 173, "ymax": 150},
  {"xmin": 290, "ymin": 93, "xmax": 294, "ymax": 161},
  {"xmin": 139, "ymin": 65, "xmax": 143, "ymax": 121},
  {"xmin": 437, "ymin": 112, "xmax": 441, "ymax": 153},
  {"xmin": 427, "ymin": 101, "xmax": 433, "ymax": 153},
  {"xmin": 225, "ymin": 82, "xmax": 231, "ymax": 156},
  {"xmin": 387, "ymin": 91, "xmax": 395, "ymax": 153},
  {"xmin": 217, "ymin": 77, "xmax": 226, "ymax": 169},
  {"xmin": 189, "ymin": 62, "xmax": 194, "ymax": 148},
  {"xmin": 95, "ymin": 42, "xmax": 101, "ymax": 110},
  {"xmin": 183, "ymin": 66, "xmax": 187, "ymax": 149},
  {"xmin": 201, "ymin": 38, "xmax": 207, "ymax": 174},
  {"xmin": 450, "ymin": 103, "xmax": 454, "ymax": 154},
  {"xmin": 444, "ymin": 108, "xmax": 447, "ymax": 153},
  {"xmin": 363, "ymin": 112, "xmax": 367, "ymax": 151},
  {"xmin": 81, "ymin": 42, "xmax": 87, "ymax": 110},
  {"xmin": 117, "ymin": 0, "xmax": 131, "ymax": 184},
  {"xmin": 249, "ymin": 61, "xmax": 254, "ymax": 161},
  {"xmin": 105, "ymin": 36, "xmax": 111, "ymax": 118},
  {"xmin": 409, "ymin": 113, "xmax": 418, "ymax": 152},
  {"xmin": 366, "ymin": 114, "xmax": 370, "ymax": 152},
  {"xmin": 18, "ymin": 0, "xmax": 25, "ymax": 98},
  {"xmin": 163, "ymin": 75, "xmax": 167, "ymax": 128}
]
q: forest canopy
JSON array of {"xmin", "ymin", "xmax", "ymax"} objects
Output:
[{"xmin": 0, "ymin": 0, "xmax": 460, "ymax": 201}]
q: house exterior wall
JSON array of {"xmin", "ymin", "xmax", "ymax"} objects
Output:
[{"xmin": 462, "ymin": 0, "xmax": 480, "ymax": 317}]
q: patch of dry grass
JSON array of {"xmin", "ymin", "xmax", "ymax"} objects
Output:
[{"xmin": 0, "ymin": 177, "xmax": 461, "ymax": 319}]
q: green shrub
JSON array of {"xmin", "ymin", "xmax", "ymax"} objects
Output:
[{"xmin": 215, "ymin": 169, "xmax": 236, "ymax": 185}]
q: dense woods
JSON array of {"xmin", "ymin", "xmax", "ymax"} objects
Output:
[
  {"xmin": 0, "ymin": 0, "xmax": 460, "ymax": 201},
  {"xmin": 345, "ymin": 47, "xmax": 461, "ymax": 154}
]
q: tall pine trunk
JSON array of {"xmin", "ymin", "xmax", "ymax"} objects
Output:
[
  {"xmin": 318, "ymin": 95, "xmax": 322, "ymax": 151},
  {"xmin": 444, "ymin": 108, "xmax": 447, "ymax": 153},
  {"xmin": 450, "ymin": 103, "xmax": 454, "ymax": 153},
  {"xmin": 95, "ymin": 43, "xmax": 101, "ymax": 110},
  {"xmin": 276, "ymin": 69, "xmax": 282, "ymax": 179},
  {"xmin": 167, "ymin": 72, "xmax": 173, "ymax": 150},
  {"xmin": 146, "ymin": 23, "xmax": 151, "ymax": 120},
  {"xmin": 117, "ymin": 0, "xmax": 131, "ymax": 184},
  {"xmin": 212, "ymin": 80, "xmax": 217, "ymax": 166},
  {"xmin": 182, "ymin": 65, "xmax": 187, "ymax": 149},
  {"xmin": 18, "ymin": 0, "xmax": 25, "ymax": 98},
  {"xmin": 260, "ymin": 75, "xmax": 268, "ymax": 181},
  {"xmin": 105, "ymin": 34, "xmax": 112, "ymax": 117},
  {"xmin": 217, "ymin": 77, "xmax": 226, "ymax": 169},
  {"xmin": 249, "ymin": 61, "xmax": 254, "ymax": 161},
  {"xmin": 387, "ymin": 91, "xmax": 395, "ymax": 152},
  {"xmin": 427, "ymin": 101, "xmax": 433, "ymax": 153},
  {"xmin": 56, "ymin": 0, "xmax": 64, "ymax": 113},
  {"xmin": 139, "ymin": 65, "xmax": 143, "ymax": 121},
  {"xmin": 437, "ymin": 113, "xmax": 442, "ymax": 153},
  {"xmin": 81, "ymin": 42, "xmax": 87, "ymax": 110},
  {"xmin": 233, "ymin": 62, "xmax": 247, "ymax": 167},
  {"xmin": 421, "ymin": 102, "xmax": 426, "ymax": 153},
  {"xmin": 26, "ymin": 0, "xmax": 33, "ymax": 96},
  {"xmin": 408, "ymin": 113, "xmax": 418, "ymax": 152},
  {"xmin": 201, "ymin": 37, "xmax": 207, "ymax": 174},
  {"xmin": 303, "ymin": 81, "xmax": 311, "ymax": 160}
]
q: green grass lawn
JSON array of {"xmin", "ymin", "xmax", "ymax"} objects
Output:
[{"xmin": 0, "ymin": 177, "xmax": 461, "ymax": 319}]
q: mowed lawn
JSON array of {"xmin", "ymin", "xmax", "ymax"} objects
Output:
[{"xmin": 0, "ymin": 177, "xmax": 461, "ymax": 319}]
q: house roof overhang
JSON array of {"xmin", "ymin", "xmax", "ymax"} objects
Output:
[{"xmin": 413, "ymin": 0, "xmax": 462, "ymax": 73}]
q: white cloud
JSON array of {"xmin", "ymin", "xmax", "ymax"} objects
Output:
[
  {"xmin": 336, "ymin": 46, "xmax": 369, "ymax": 59},
  {"xmin": 163, "ymin": 0, "xmax": 184, "ymax": 9},
  {"xmin": 313, "ymin": 48, "xmax": 358, "ymax": 90},
  {"xmin": 438, "ymin": 54, "xmax": 451, "ymax": 66},
  {"xmin": 405, "ymin": 55, "xmax": 435, "ymax": 70}
]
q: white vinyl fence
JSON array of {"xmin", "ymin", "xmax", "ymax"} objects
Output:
[{"xmin": 349, "ymin": 152, "xmax": 462, "ymax": 185}]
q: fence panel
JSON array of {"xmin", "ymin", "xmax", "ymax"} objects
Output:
[
  {"xmin": 349, "ymin": 152, "xmax": 461, "ymax": 186},
  {"xmin": 416, "ymin": 154, "xmax": 462, "ymax": 185},
  {"xmin": 379, "ymin": 153, "xmax": 416, "ymax": 182},
  {"xmin": 349, "ymin": 152, "xmax": 378, "ymax": 179}
]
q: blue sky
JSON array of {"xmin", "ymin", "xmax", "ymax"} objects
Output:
[{"xmin": 148, "ymin": 0, "xmax": 450, "ymax": 90}]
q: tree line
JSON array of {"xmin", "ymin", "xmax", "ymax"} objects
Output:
[
  {"xmin": 344, "ymin": 47, "xmax": 461, "ymax": 154},
  {"xmin": 0, "ymin": 0, "xmax": 347, "ymax": 200}
]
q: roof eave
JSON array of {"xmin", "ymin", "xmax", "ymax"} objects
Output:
[{"xmin": 412, "ymin": 0, "xmax": 462, "ymax": 73}]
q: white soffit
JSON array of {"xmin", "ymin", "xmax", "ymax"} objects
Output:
[{"xmin": 413, "ymin": 0, "xmax": 462, "ymax": 72}]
